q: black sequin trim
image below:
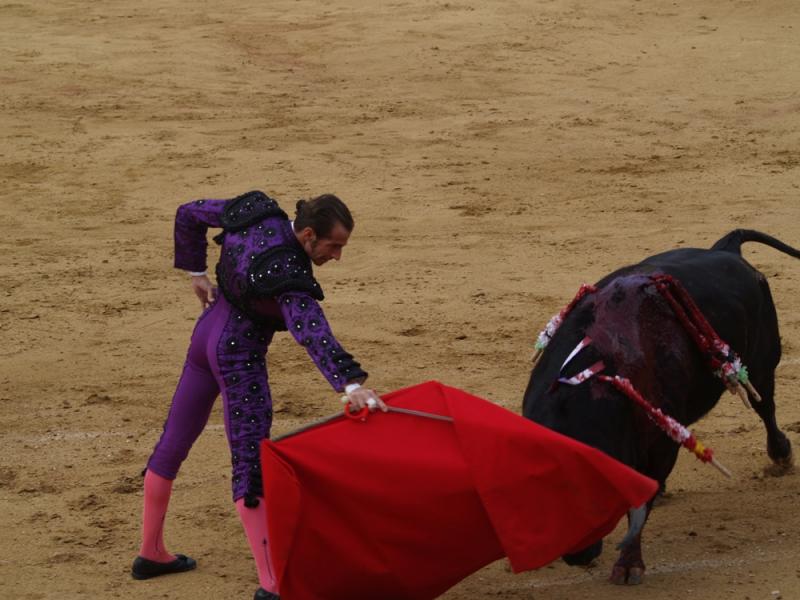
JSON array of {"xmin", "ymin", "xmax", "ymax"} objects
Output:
[{"xmin": 219, "ymin": 190, "xmax": 288, "ymax": 232}]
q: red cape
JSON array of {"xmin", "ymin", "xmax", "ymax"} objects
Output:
[{"xmin": 261, "ymin": 381, "xmax": 657, "ymax": 600}]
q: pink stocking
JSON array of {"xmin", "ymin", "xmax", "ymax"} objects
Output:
[
  {"xmin": 235, "ymin": 498, "xmax": 278, "ymax": 593},
  {"xmin": 138, "ymin": 470, "xmax": 177, "ymax": 562}
]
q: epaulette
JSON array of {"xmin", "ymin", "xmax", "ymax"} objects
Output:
[
  {"xmin": 248, "ymin": 246, "xmax": 324, "ymax": 301},
  {"xmin": 219, "ymin": 190, "xmax": 288, "ymax": 232}
]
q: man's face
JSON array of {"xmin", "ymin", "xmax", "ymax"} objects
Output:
[{"xmin": 300, "ymin": 222, "xmax": 351, "ymax": 266}]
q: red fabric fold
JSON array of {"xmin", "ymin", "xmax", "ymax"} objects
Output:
[
  {"xmin": 442, "ymin": 384, "xmax": 656, "ymax": 571},
  {"xmin": 261, "ymin": 381, "xmax": 657, "ymax": 600}
]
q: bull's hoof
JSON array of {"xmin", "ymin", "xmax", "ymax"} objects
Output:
[
  {"xmin": 610, "ymin": 565, "xmax": 645, "ymax": 585},
  {"xmin": 767, "ymin": 436, "xmax": 792, "ymax": 465},
  {"xmin": 775, "ymin": 449, "xmax": 794, "ymax": 466},
  {"xmin": 764, "ymin": 451, "xmax": 794, "ymax": 477}
]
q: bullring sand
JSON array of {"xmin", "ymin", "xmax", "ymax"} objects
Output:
[{"xmin": 1, "ymin": 1, "xmax": 799, "ymax": 598}]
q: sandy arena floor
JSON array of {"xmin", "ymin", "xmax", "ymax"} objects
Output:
[{"xmin": 2, "ymin": 1, "xmax": 799, "ymax": 598}]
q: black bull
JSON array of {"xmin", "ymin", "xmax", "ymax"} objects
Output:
[{"xmin": 522, "ymin": 229, "xmax": 800, "ymax": 584}]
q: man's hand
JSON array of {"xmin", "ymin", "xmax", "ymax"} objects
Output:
[
  {"xmin": 191, "ymin": 274, "xmax": 216, "ymax": 309},
  {"xmin": 344, "ymin": 383, "xmax": 387, "ymax": 412}
]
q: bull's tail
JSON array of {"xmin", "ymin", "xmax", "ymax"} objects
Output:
[{"xmin": 711, "ymin": 229, "xmax": 800, "ymax": 259}]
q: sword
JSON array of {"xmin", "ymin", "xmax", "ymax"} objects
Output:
[
  {"xmin": 342, "ymin": 398, "xmax": 454, "ymax": 423},
  {"xmin": 271, "ymin": 401, "xmax": 453, "ymax": 443}
]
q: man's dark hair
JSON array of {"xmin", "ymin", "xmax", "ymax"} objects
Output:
[{"xmin": 294, "ymin": 194, "xmax": 354, "ymax": 238}]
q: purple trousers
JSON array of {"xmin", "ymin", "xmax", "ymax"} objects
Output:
[{"xmin": 147, "ymin": 295, "xmax": 275, "ymax": 501}]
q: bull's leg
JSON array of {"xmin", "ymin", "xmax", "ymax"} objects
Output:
[
  {"xmin": 610, "ymin": 504, "xmax": 650, "ymax": 585},
  {"xmin": 611, "ymin": 440, "xmax": 676, "ymax": 585},
  {"xmin": 750, "ymin": 279, "xmax": 793, "ymax": 468},
  {"xmin": 750, "ymin": 374, "xmax": 793, "ymax": 467}
]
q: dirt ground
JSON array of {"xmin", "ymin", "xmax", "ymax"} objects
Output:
[{"xmin": 2, "ymin": 1, "xmax": 799, "ymax": 598}]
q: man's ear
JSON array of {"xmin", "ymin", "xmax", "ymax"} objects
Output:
[{"xmin": 299, "ymin": 226, "xmax": 316, "ymax": 243}]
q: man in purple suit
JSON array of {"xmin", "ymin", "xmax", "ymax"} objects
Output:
[{"xmin": 131, "ymin": 191, "xmax": 384, "ymax": 600}]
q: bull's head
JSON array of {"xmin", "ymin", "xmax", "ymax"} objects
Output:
[{"xmin": 562, "ymin": 540, "xmax": 603, "ymax": 566}]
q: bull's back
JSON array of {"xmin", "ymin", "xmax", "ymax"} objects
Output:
[{"xmin": 599, "ymin": 248, "xmax": 772, "ymax": 361}]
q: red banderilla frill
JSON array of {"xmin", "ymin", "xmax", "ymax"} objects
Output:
[
  {"xmin": 650, "ymin": 274, "xmax": 762, "ymax": 409},
  {"xmin": 598, "ymin": 374, "xmax": 732, "ymax": 478},
  {"xmin": 531, "ymin": 283, "xmax": 597, "ymax": 365}
]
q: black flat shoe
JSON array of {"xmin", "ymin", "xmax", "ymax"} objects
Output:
[
  {"xmin": 131, "ymin": 554, "xmax": 197, "ymax": 580},
  {"xmin": 254, "ymin": 588, "xmax": 280, "ymax": 600}
]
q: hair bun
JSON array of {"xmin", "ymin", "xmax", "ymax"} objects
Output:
[{"xmin": 292, "ymin": 194, "xmax": 353, "ymax": 237}]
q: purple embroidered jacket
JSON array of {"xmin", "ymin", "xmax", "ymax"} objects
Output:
[{"xmin": 174, "ymin": 197, "xmax": 367, "ymax": 392}]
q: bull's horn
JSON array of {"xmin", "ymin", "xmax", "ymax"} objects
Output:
[
  {"xmin": 616, "ymin": 504, "xmax": 647, "ymax": 550},
  {"xmin": 744, "ymin": 380, "xmax": 762, "ymax": 403}
]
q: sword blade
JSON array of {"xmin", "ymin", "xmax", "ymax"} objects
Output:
[
  {"xmin": 386, "ymin": 407, "xmax": 454, "ymax": 422},
  {"xmin": 272, "ymin": 404, "xmax": 454, "ymax": 443}
]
